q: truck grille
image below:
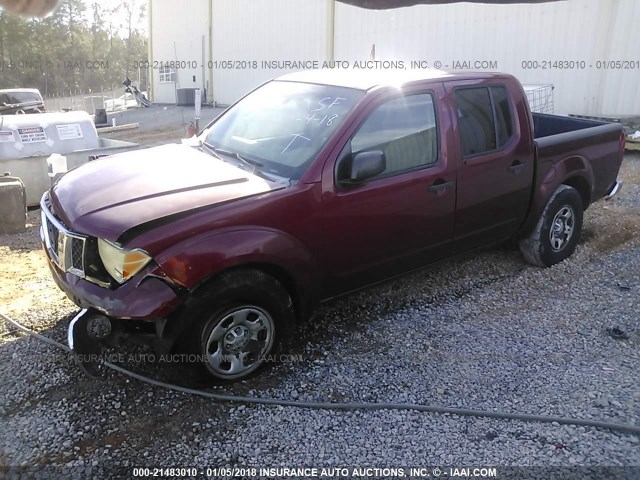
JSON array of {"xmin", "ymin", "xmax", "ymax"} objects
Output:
[
  {"xmin": 44, "ymin": 216, "xmax": 60, "ymax": 260},
  {"xmin": 71, "ymin": 238, "xmax": 85, "ymax": 271},
  {"xmin": 40, "ymin": 194, "xmax": 87, "ymax": 277}
]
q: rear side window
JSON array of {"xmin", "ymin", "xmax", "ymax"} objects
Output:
[
  {"xmin": 351, "ymin": 93, "xmax": 438, "ymax": 177},
  {"xmin": 491, "ymin": 86, "xmax": 514, "ymax": 147},
  {"xmin": 455, "ymin": 86, "xmax": 514, "ymax": 157}
]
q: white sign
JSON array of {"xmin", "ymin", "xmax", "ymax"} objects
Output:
[
  {"xmin": 56, "ymin": 123, "xmax": 84, "ymax": 140},
  {"xmin": 0, "ymin": 130, "xmax": 14, "ymax": 143},
  {"xmin": 18, "ymin": 127, "xmax": 47, "ymax": 144}
]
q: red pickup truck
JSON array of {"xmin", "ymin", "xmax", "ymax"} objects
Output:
[{"xmin": 41, "ymin": 70, "xmax": 624, "ymax": 382}]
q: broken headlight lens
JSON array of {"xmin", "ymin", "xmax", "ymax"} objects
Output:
[{"xmin": 97, "ymin": 238, "xmax": 151, "ymax": 284}]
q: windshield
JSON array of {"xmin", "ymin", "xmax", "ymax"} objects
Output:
[{"xmin": 204, "ymin": 81, "xmax": 364, "ymax": 179}]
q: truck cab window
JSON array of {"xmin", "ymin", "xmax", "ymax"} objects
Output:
[
  {"xmin": 455, "ymin": 86, "xmax": 515, "ymax": 156},
  {"xmin": 351, "ymin": 93, "xmax": 438, "ymax": 177},
  {"xmin": 455, "ymin": 87, "xmax": 497, "ymax": 156}
]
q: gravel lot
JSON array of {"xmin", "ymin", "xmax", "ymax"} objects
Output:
[{"xmin": 0, "ymin": 153, "xmax": 639, "ymax": 478}]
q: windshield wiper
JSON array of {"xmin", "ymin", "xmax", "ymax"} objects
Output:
[
  {"xmin": 214, "ymin": 146, "xmax": 263, "ymax": 169},
  {"xmin": 200, "ymin": 141, "xmax": 223, "ymax": 161},
  {"xmin": 201, "ymin": 141, "xmax": 282, "ymax": 182},
  {"xmin": 203, "ymin": 142, "xmax": 264, "ymax": 171}
]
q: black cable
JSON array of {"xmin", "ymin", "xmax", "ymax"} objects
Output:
[{"xmin": 2, "ymin": 312, "xmax": 639, "ymax": 435}]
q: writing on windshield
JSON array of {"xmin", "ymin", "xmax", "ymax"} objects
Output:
[{"xmin": 204, "ymin": 81, "xmax": 364, "ymax": 179}]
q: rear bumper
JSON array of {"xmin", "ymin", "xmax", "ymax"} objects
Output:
[{"xmin": 605, "ymin": 180, "xmax": 622, "ymax": 200}]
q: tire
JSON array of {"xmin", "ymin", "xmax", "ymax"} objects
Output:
[
  {"xmin": 519, "ymin": 185, "xmax": 584, "ymax": 267},
  {"xmin": 173, "ymin": 269, "xmax": 295, "ymax": 384}
]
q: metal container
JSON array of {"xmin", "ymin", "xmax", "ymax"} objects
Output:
[
  {"xmin": 0, "ymin": 111, "xmax": 100, "ymax": 159},
  {"xmin": 0, "ymin": 173, "xmax": 26, "ymax": 234},
  {"xmin": 0, "ymin": 111, "xmax": 139, "ymax": 206}
]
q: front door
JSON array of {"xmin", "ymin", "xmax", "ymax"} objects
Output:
[{"xmin": 320, "ymin": 84, "xmax": 456, "ymax": 296}]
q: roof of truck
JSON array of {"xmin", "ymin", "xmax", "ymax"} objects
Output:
[
  {"xmin": 276, "ymin": 69, "xmax": 504, "ymax": 90},
  {"xmin": 0, "ymin": 88, "xmax": 42, "ymax": 94}
]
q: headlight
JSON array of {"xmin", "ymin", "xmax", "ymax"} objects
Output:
[{"xmin": 97, "ymin": 238, "xmax": 152, "ymax": 284}]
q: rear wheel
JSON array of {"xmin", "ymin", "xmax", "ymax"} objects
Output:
[
  {"xmin": 174, "ymin": 269, "xmax": 295, "ymax": 384},
  {"xmin": 519, "ymin": 185, "xmax": 583, "ymax": 267}
]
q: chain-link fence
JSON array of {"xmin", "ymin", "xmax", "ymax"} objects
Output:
[{"xmin": 43, "ymin": 88, "xmax": 141, "ymax": 114}]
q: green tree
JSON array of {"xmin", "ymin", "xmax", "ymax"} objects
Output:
[{"xmin": 0, "ymin": 0, "xmax": 148, "ymax": 98}]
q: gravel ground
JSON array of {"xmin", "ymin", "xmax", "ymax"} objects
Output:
[{"xmin": 0, "ymin": 153, "xmax": 639, "ymax": 478}]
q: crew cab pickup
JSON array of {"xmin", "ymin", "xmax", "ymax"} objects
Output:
[{"xmin": 41, "ymin": 70, "xmax": 624, "ymax": 382}]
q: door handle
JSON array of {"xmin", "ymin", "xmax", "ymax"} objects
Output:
[
  {"xmin": 508, "ymin": 161, "xmax": 525, "ymax": 174},
  {"xmin": 428, "ymin": 180, "xmax": 454, "ymax": 193}
]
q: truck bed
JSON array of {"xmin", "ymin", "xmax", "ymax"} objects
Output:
[
  {"xmin": 532, "ymin": 112, "xmax": 616, "ymax": 138},
  {"xmin": 532, "ymin": 113, "xmax": 624, "ymax": 205}
]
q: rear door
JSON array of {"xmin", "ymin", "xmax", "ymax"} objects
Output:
[
  {"xmin": 445, "ymin": 80, "xmax": 533, "ymax": 244},
  {"xmin": 319, "ymin": 83, "xmax": 457, "ymax": 296}
]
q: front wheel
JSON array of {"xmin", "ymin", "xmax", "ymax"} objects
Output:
[
  {"xmin": 519, "ymin": 185, "xmax": 584, "ymax": 267},
  {"xmin": 174, "ymin": 269, "xmax": 295, "ymax": 384}
]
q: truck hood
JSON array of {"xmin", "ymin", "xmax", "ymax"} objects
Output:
[{"xmin": 50, "ymin": 143, "xmax": 286, "ymax": 242}]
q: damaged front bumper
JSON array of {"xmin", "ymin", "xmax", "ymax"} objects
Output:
[
  {"xmin": 42, "ymin": 228, "xmax": 181, "ymax": 321},
  {"xmin": 51, "ymin": 259, "xmax": 185, "ymax": 374},
  {"xmin": 40, "ymin": 204, "xmax": 186, "ymax": 371},
  {"xmin": 68, "ymin": 309, "xmax": 106, "ymax": 376},
  {"xmin": 67, "ymin": 307, "xmax": 186, "ymax": 377},
  {"xmin": 45, "ymin": 255, "xmax": 181, "ymax": 320},
  {"xmin": 40, "ymin": 191, "xmax": 182, "ymax": 321}
]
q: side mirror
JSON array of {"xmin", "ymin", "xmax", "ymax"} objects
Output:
[{"xmin": 342, "ymin": 150, "xmax": 386, "ymax": 185}]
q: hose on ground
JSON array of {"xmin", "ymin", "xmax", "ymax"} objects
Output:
[{"xmin": 2, "ymin": 311, "xmax": 639, "ymax": 436}]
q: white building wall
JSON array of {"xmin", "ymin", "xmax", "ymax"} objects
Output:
[
  {"xmin": 150, "ymin": 0, "xmax": 640, "ymax": 115},
  {"xmin": 210, "ymin": 0, "xmax": 330, "ymax": 105},
  {"xmin": 334, "ymin": 0, "xmax": 640, "ymax": 115},
  {"xmin": 149, "ymin": 0, "xmax": 210, "ymax": 104},
  {"xmin": 600, "ymin": 0, "xmax": 640, "ymax": 115}
]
